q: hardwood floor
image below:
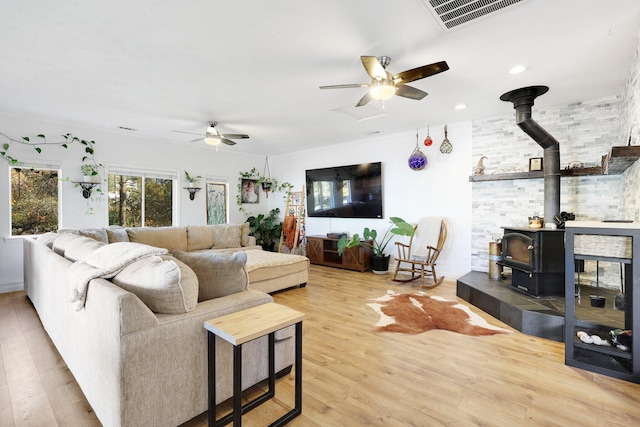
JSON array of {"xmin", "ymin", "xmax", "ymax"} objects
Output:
[{"xmin": 3, "ymin": 265, "xmax": 640, "ymax": 426}]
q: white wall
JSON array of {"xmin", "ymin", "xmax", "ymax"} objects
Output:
[
  {"xmin": 270, "ymin": 122, "xmax": 473, "ymax": 279},
  {"xmin": 0, "ymin": 112, "xmax": 269, "ymax": 292}
]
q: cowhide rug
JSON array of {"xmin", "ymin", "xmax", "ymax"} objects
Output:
[{"xmin": 367, "ymin": 290, "xmax": 512, "ymax": 336}]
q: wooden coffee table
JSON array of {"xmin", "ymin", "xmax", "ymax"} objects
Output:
[{"xmin": 204, "ymin": 303, "xmax": 305, "ymax": 426}]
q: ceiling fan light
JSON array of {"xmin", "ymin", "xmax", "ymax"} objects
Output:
[
  {"xmin": 205, "ymin": 136, "xmax": 221, "ymax": 145},
  {"xmin": 369, "ymin": 80, "xmax": 396, "ymax": 101}
]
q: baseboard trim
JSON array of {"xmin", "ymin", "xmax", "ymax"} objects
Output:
[{"xmin": 0, "ymin": 282, "xmax": 24, "ymax": 294}]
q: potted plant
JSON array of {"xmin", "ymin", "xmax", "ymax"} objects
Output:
[
  {"xmin": 246, "ymin": 208, "xmax": 283, "ymax": 252},
  {"xmin": 337, "ymin": 216, "xmax": 415, "ymax": 273},
  {"xmin": 184, "ymin": 170, "xmax": 202, "ymax": 187},
  {"xmin": 81, "ymin": 163, "xmax": 99, "ymax": 182}
]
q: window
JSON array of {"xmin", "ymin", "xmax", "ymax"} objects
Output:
[
  {"xmin": 11, "ymin": 165, "xmax": 59, "ymax": 235},
  {"xmin": 108, "ymin": 168, "xmax": 176, "ymax": 227}
]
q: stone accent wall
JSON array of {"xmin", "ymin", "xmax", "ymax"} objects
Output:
[
  {"xmin": 470, "ymin": 96, "xmax": 626, "ymax": 289},
  {"xmin": 621, "ymin": 33, "xmax": 640, "ymax": 222}
]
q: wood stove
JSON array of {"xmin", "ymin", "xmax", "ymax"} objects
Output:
[{"xmin": 501, "ymin": 227, "xmax": 565, "ymax": 296}]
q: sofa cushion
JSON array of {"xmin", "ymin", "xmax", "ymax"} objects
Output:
[
  {"xmin": 186, "ymin": 225, "xmax": 215, "ymax": 251},
  {"xmin": 126, "ymin": 226, "xmax": 188, "ymax": 252},
  {"xmin": 64, "ymin": 235, "xmax": 107, "ymax": 262},
  {"xmin": 84, "ymin": 242, "xmax": 168, "ymax": 269},
  {"xmin": 52, "ymin": 232, "xmax": 86, "ymax": 256},
  {"xmin": 106, "ymin": 226, "xmax": 130, "ymax": 243},
  {"xmin": 212, "ymin": 224, "xmax": 242, "ymax": 249},
  {"xmin": 112, "ymin": 255, "xmax": 198, "ymax": 314},
  {"xmin": 241, "ymin": 222, "xmax": 250, "ymax": 247},
  {"xmin": 78, "ymin": 228, "xmax": 109, "ymax": 243},
  {"xmin": 36, "ymin": 232, "xmax": 60, "ymax": 248},
  {"xmin": 173, "ymin": 250, "xmax": 248, "ymax": 301}
]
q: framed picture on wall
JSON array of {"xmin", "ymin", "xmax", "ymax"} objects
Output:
[
  {"xmin": 240, "ymin": 179, "xmax": 259, "ymax": 204},
  {"xmin": 529, "ymin": 157, "xmax": 543, "ymax": 172},
  {"xmin": 206, "ymin": 182, "xmax": 227, "ymax": 224}
]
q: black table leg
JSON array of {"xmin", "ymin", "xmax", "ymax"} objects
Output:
[
  {"xmin": 233, "ymin": 344, "xmax": 242, "ymax": 426},
  {"xmin": 208, "ymin": 332, "xmax": 216, "ymax": 427}
]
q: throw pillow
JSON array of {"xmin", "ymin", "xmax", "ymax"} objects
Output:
[
  {"xmin": 112, "ymin": 255, "xmax": 198, "ymax": 314},
  {"xmin": 78, "ymin": 228, "xmax": 109, "ymax": 244},
  {"xmin": 173, "ymin": 250, "xmax": 248, "ymax": 301},
  {"xmin": 36, "ymin": 232, "xmax": 59, "ymax": 248},
  {"xmin": 64, "ymin": 235, "xmax": 106, "ymax": 262},
  {"xmin": 212, "ymin": 224, "xmax": 242, "ymax": 249},
  {"xmin": 106, "ymin": 226, "xmax": 130, "ymax": 243},
  {"xmin": 52, "ymin": 232, "xmax": 84, "ymax": 256}
]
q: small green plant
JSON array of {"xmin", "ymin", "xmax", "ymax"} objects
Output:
[
  {"xmin": 184, "ymin": 170, "xmax": 202, "ymax": 185},
  {"xmin": 81, "ymin": 163, "xmax": 97, "ymax": 177},
  {"xmin": 337, "ymin": 216, "xmax": 415, "ymax": 256}
]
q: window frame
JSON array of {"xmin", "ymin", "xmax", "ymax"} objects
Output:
[
  {"xmin": 9, "ymin": 160, "xmax": 62, "ymax": 236},
  {"xmin": 107, "ymin": 166, "xmax": 179, "ymax": 227}
]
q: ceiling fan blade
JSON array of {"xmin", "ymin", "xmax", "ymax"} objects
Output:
[
  {"xmin": 221, "ymin": 133, "xmax": 249, "ymax": 139},
  {"xmin": 190, "ymin": 137, "xmax": 205, "ymax": 143},
  {"xmin": 361, "ymin": 56, "xmax": 387, "ymax": 80},
  {"xmin": 393, "ymin": 61, "xmax": 449, "ymax": 85},
  {"xmin": 395, "ymin": 85, "xmax": 428, "ymax": 100},
  {"xmin": 220, "ymin": 138, "xmax": 237, "ymax": 146},
  {"xmin": 173, "ymin": 130, "xmax": 204, "ymax": 136},
  {"xmin": 356, "ymin": 92, "xmax": 372, "ymax": 107},
  {"xmin": 320, "ymin": 83, "xmax": 369, "ymax": 89}
]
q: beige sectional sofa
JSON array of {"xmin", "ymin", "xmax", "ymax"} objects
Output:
[
  {"xmin": 71, "ymin": 224, "xmax": 309, "ymax": 293},
  {"xmin": 23, "ymin": 223, "xmax": 309, "ymax": 427}
]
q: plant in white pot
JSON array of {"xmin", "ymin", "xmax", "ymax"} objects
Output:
[
  {"xmin": 184, "ymin": 170, "xmax": 202, "ymax": 187},
  {"xmin": 80, "ymin": 163, "xmax": 99, "ymax": 182},
  {"xmin": 337, "ymin": 217, "xmax": 415, "ymax": 274}
]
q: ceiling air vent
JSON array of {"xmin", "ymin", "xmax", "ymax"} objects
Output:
[{"xmin": 421, "ymin": 0, "xmax": 525, "ymax": 31}]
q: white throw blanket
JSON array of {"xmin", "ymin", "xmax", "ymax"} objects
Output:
[
  {"xmin": 68, "ymin": 242, "xmax": 167, "ymax": 311},
  {"xmin": 411, "ymin": 216, "xmax": 443, "ymax": 261}
]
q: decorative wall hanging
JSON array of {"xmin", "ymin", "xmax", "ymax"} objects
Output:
[
  {"xmin": 408, "ymin": 130, "xmax": 428, "ymax": 171},
  {"xmin": 261, "ymin": 156, "xmax": 273, "ymax": 197},
  {"xmin": 241, "ymin": 179, "xmax": 259, "ymax": 203},
  {"xmin": 423, "ymin": 125, "xmax": 433, "ymax": 146},
  {"xmin": 439, "ymin": 125, "xmax": 453, "ymax": 154}
]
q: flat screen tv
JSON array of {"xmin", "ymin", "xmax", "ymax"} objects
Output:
[{"xmin": 306, "ymin": 162, "xmax": 383, "ymax": 218}]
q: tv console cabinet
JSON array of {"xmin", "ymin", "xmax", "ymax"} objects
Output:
[{"xmin": 306, "ymin": 235, "xmax": 372, "ymax": 272}]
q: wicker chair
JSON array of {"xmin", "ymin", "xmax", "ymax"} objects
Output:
[{"xmin": 392, "ymin": 217, "xmax": 447, "ymax": 287}]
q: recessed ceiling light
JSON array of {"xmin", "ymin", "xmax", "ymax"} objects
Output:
[
  {"xmin": 454, "ymin": 104, "xmax": 467, "ymax": 110},
  {"xmin": 509, "ymin": 65, "xmax": 527, "ymax": 75}
]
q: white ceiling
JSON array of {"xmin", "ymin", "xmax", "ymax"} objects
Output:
[{"xmin": 1, "ymin": 0, "xmax": 640, "ymax": 156}]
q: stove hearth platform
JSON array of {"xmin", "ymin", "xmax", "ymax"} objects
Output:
[{"xmin": 457, "ymin": 271, "xmax": 565, "ymax": 341}]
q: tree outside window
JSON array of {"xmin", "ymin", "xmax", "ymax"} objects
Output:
[
  {"xmin": 108, "ymin": 171, "xmax": 174, "ymax": 227},
  {"xmin": 11, "ymin": 166, "xmax": 59, "ymax": 235}
]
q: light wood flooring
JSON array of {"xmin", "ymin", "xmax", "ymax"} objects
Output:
[{"xmin": 3, "ymin": 265, "xmax": 640, "ymax": 426}]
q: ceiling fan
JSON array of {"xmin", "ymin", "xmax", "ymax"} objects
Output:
[
  {"xmin": 320, "ymin": 56, "xmax": 449, "ymax": 107},
  {"xmin": 174, "ymin": 121, "xmax": 249, "ymax": 146}
]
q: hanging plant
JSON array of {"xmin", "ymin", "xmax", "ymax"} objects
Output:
[
  {"xmin": 261, "ymin": 156, "xmax": 273, "ymax": 196},
  {"xmin": 236, "ymin": 167, "xmax": 292, "ymax": 213},
  {"xmin": 1, "ymin": 132, "xmax": 105, "ymax": 214}
]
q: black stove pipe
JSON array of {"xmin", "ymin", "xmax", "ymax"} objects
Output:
[{"xmin": 500, "ymin": 86, "xmax": 560, "ymax": 225}]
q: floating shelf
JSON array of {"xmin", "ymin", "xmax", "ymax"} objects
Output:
[
  {"xmin": 469, "ymin": 167, "xmax": 602, "ymax": 182},
  {"xmin": 603, "ymin": 145, "xmax": 640, "ymax": 174},
  {"xmin": 470, "ymin": 145, "xmax": 640, "ymax": 182},
  {"xmin": 183, "ymin": 187, "xmax": 201, "ymax": 200}
]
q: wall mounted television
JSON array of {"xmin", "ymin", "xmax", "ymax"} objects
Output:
[{"xmin": 305, "ymin": 162, "xmax": 383, "ymax": 218}]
